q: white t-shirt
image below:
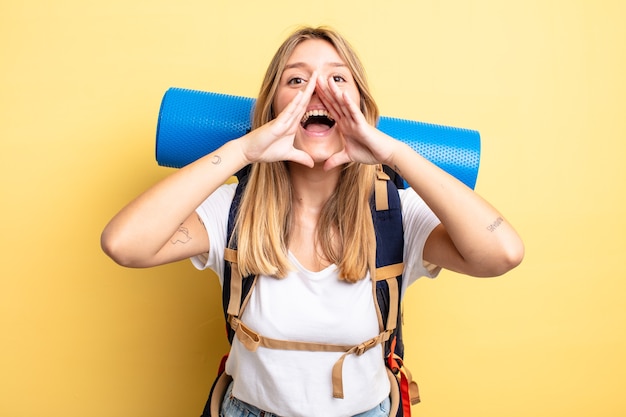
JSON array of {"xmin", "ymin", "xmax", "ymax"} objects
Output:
[{"xmin": 192, "ymin": 183, "xmax": 440, "ymax": 417}]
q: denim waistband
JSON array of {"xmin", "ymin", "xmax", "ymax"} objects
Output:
[
  {"xmin": 221, "ymin": 381, "xmax": 390, "ymax": 417},
  {"xmin": 221, "ymin": 381, "xmax": 281, "ymax": 417}
]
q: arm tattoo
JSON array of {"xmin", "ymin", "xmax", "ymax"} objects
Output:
[
  {"xmin": 212, "ymin": 155, "xmax": 222, "ymax": 165},
  {"xmin": 487, "ymin": 217, "xmax": 504, "ymax": 232},
  {"xmin": 171, "ymin": 225, "xmax": 192, "ymax": 245}
]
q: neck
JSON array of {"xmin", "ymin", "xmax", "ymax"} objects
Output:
[
  {"xmin": 288, "ymin": 162, "xmax": 342, "ymax": 211},
  {"xmin": 287, "ymin": 162, "xmax": 342, "ymax": 271}
]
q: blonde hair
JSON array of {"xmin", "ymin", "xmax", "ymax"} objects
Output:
[{"xmin": 233, "ymin": 26, "xmax": 380, "ymax": 282}]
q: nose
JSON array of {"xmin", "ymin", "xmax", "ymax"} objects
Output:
[{"xmin": 307, "ymin": 89, "xmax": 322, "ymax": 105}]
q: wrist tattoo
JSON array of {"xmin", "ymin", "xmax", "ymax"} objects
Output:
[
  {"xmin": 171, "ymin": 225, "xmax": 192, "ymax": 245},
  {"xmin": 487, "ymin": 217, "xmax": 504, "ymax": 232},
  {"xmin": 212, "ymin": 155, "xmax": 222, "ymax": 165}
]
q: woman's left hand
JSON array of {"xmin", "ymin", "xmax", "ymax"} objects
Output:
[{"xmin": 316, "ymin": 76, "xmax": 395, "ymax": 170}]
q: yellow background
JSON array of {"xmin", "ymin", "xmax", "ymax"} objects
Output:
[{"xmin": 2, "ymin": 0, "xmax": 625, "ymax": 416}]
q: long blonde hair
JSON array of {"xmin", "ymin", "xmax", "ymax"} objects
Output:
[{"xmin": 233, "ymin": 26, "xmax": 380, "ymax": 283}]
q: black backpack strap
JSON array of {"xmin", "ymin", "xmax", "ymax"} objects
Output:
[
  {"xmin": 371, "ymin": 166, "xmax": 405, "ymax": 353},
  {"xmin": 234, "ymin": 164, "xmax": 251, "ymax": 182},
  {"xmin": 372, "ymin": 166, "xmax": 421, "ymax": 413},
  {"xmin": 382, "ymin": 164, "xmax": 406, "ymax": 190}
]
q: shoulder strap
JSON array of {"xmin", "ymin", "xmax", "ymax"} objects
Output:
[
  {"xmin": 382, "ymin": 164, "xmax": 407, "ymax": 190},
  {"xmin": 222, "ymin": 173, "xmax": 254, "ymax": 343},
  {"xmin": 373, "ymin": 166, "xmax": 421, "ymax": 411},
  {"xmin": 371, "ymin": 165, "xmax": 404, "ymax": 335}
]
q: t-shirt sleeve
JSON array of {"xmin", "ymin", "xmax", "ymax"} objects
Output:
[
  {"xmin": 399, "ymin": 188, "xmax": 442, "ymax": 287},
  {"xmin": 190, "ymin": 183, "xmax": 237, "ymax": 285}
]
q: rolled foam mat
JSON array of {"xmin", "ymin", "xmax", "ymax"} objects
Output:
[{"xmin": 156, "ymin": 88, "xmax": 481, "ymax": 189}]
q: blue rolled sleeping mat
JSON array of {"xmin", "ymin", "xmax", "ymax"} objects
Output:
[{"xmin": 155, "ymin": 88, "xmax": 481, "ymax": 189}]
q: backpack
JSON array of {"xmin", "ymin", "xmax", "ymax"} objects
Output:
[{"xmin": 200, "ymin": 165, "xmax": 420, "ymax": 417}]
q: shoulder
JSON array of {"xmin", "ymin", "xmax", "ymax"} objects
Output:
[
  {"xmin": 191, "ymin": 182, "xmax": 238, "ymax": 276},
  {"xmin": 398, "ymin": 188, "xmax": 442, "ymax": 283},
  {"xmin": 398, "ymin": 187, "xmax": 440, "ymax": 234},
  {"xmin": 398, "ymin": 187, "xmax": 428, "ymax": 214}
]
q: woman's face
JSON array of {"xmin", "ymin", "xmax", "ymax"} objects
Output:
[{"xmin": 273, "ymin": 39, "xmax": 361, "ymax": 164}]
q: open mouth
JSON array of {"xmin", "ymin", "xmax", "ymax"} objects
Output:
[{"xmin": 301, "ymin": 109, "xmax": 336, "ymax": 133}]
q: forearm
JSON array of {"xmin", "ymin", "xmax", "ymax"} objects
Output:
[
  {"xmin": 101, "ymin": 139, "xmax": 248, "ymax": 266},
  {"xmin": 387, "ymin": 140, "xmax": 524, "ymax": 276}
]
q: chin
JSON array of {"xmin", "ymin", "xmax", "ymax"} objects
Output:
[
  {"xmin": 296, "ymin": 131, "xmax": 342, "ymax": 161},
  {"xmin": 300, "ymin": 145, "xmax": 341, "ymax": 164}
]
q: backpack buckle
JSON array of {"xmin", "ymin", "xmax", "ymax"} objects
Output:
[
  {"xmin": 355, "ymin": 335, "xmax": 380, "ymax": 356},
  {"xmin": 230, "ymin": 317, "xmax": 261, "ymax": 352}
]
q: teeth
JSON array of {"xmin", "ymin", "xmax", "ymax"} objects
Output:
[{"xmin": 301, "ymin": 109, "xmax": 334, "ymax": 125}]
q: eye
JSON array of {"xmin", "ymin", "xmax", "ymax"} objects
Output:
[
  {"xmin": 287, "ymin": 77, "xmax": 306, "ymax": 86},
  {"xmin": 332, "ymin": 75, "xmax": 347, "ymax": 83}
]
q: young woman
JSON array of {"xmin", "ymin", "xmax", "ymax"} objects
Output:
[{"xmin": 102, "ymin": 26, "xmax": 524, "ymax": 417}]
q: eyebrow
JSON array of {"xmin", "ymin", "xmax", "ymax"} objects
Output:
[{"xmin": 284, "ymin": 62, "xmax": 348, "ymax": 70}]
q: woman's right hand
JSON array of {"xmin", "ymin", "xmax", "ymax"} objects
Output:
[{"xmin": 239, "ymin": 72, "xmax": 318, "ymax": 168}]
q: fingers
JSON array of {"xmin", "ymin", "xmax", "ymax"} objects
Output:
[
  {"xmin": 276, "ymin": 90, "xmax": 304, "ymax": 129},
  {"xmin": 316, "ymin": 78, "xmax": 342, "ymax": 121},
  {"xmin": 323, "ymin": 149, "xmax": 352, "ymax": 171},
  {"xmin": 275, "ymin": 71, "xmax": 318, "ymax": 129},
  {"xmin": 289, "ymin": 149, "xmax": 315, "ymax": 168},
  {"xmin": 304, "ymin": 71, "xmax": 319, "ymax": 100},
  {"xmin": 316, "ymin": 76, "xmax": 361, "ymax": 122},
  {"xmin": 292, "ymin": 71, "xmax": 319, "ymax": 116},
  {"xmin": 246, "ymin": 72, "xmax": 318, "ymax": 166}
]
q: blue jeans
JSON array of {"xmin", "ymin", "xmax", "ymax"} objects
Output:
[{"xmin": 220, "ymin": 382, "xmax": 390, "ymax": 417}]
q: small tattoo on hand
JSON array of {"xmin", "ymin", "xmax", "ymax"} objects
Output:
[
  {"xmin": 212, "ymin": 155, "xmax": 222, "ymax": 165},
  {"xmin": 487, "ymin": 217, "xmax": 504, "ymax": 232}
]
